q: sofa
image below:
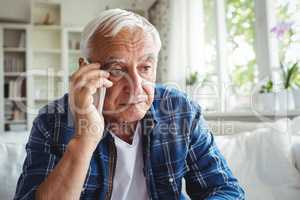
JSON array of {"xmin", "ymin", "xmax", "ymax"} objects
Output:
[
  {"xmin": 1, "ymin": 117, "xmax": 300, "ymax": 200},
  {"xmin": 210, "ymin": 118, "xmax": 300, "ymax": 200}
]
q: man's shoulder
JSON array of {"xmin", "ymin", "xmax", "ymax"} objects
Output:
[
  {"xmin": 154, "ymin": 84, "xmax": 188, "ymax": 99},
  {"xmin": 33, "ymin": 93, "xmax": 70, "ymax": 132},
  {"xmin": 152, "ymin": 84, "xmax": 201, "ymax": 120}
]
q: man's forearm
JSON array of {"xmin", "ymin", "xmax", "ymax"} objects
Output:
[{"xmin": 35, "ymin": 135, "xmax": 97, "ymax": 200}]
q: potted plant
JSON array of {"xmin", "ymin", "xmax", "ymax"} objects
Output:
[
  {"xmin": 277, "ymin": 62, "xmax": 298, "ymax": 111},
  {"xmin": 271, "ymin": 20, "xmax": 299, "ymax": 111},
  {"xmin": 186, "ymin": 71, "xmax": 199, "ymax": 98},
  {"xmin": 186, "ymin": 72, "xmax": 217, "ymax": 111},
  {"xmin": 291, "ymin": 63, "xmax": 300, "ymax": 108},
  {"xmin": 186, "ymin": 71, "xmax": 199, "ymax": 87},
  {"xmin": 257, "ymin": 79, "xmax": 276, "ymax": 111}
]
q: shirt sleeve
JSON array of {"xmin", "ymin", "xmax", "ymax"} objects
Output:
[
  {"xmin": 14, "ymin": 115, "xmax": 59, "ymax": 200},
  {"xmin": 184, "ymin": 107, "xmax": 245, "ymax": 200}
]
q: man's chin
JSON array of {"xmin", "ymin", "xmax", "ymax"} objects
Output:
[
  {"xmin": 119, "ymin": 104, "xmax": 150, "ymax": 123},
  {"xmin": 104, "ymin": 103, "xmax": 151, "ymax": 123},
  {"xmin": 121, "ymin": 111, "xmax": 147, "ymax": 123}
]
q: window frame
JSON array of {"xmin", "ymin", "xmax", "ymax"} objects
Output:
[{"xmin": 212, "ymin": 0, "xmax": 279, "ymax": 112}]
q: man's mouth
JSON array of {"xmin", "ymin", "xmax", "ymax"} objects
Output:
[
  {"xmin": 120, "ymin": 101, "xmax": 145, "ymax": 106},
  {"xmin": 119, "ymin": 96, "xmax": 148, "ymax": 106}
]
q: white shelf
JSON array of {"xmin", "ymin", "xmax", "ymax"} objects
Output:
[
  {"xmin": 3, "ymin": 130, "xmax": 29, "ymax": 135},
  {"xmin": 33, "ymin": 49, "xmax": 61, "ymax": 54},
  {"xmin": 5, "ymin": 97, "xmax": 27, "ymax": 101},
  {"xmin": 0, "ymin": 2, "xmax": 83, "ymax": 133},
  {"xmin": 32, "ymin": 0, "xmax": 61, "ymax": 27},
  {"xmin": 5, "ymin": 120, "xmax": 27, "ymax": 124},
  {"xmin": 1, "ymin": 25, "xmax": 29, "ymax": 133},
  {"xmin": 3, "ymin": 47, "xmax": 26, "ymax": 52},
  {"xmin": 33, "ymin": 25, "xmax": 61, "ymax": 31},
  {"xmin": 31, "ymin": 71, "xmax": 63, "ymax": 77},
  {"xmin": 4, "ymin": 72, "xmax": 27, "ymax": 77}
]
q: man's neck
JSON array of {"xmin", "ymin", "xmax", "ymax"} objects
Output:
[{"xmin": 107, "ymin": 121, "xmax": 138, "ymax": 144}]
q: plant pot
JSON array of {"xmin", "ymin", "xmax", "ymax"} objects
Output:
[
  {"xmin": 257, "ymin": 93, "xmax": 276, "ymax": 111},
  {"xmin": 292, "ymin": 89, "xmax": 300, "ymax": 109},
  {"xmin": 276, "ymin": 90, "xmax": 295, "ymax": 111},
  {"xmin": 186, "ymin": 84, "xmax": 218, "ymax": 111},
  {"xmin": 185, "ymin": 85, "xmax": 195, "ymax": 97}
]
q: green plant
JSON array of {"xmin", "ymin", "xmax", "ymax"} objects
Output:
[
  {"xmin": 293, "ymin": 72, "xmax": 300, "ymax": 88},
  {"xmin": 280, "ymin": 62, "xmax": 299, "ymax": 89},
  {"xmin": 186, "ymin": 71, "xmax": 198, "ymax": 86},
  {"xmin": 259, "ymin": 80, "xmax": 273, "ymax": 93}
]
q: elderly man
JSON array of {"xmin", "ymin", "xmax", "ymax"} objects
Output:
[{"xmin": 14, "ymin": 9, "xmax": 244, "ymax": 200}]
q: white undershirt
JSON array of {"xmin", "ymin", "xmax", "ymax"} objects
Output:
[{"xmin": 110, "ymin": 122, "xmax": 149, "ymax": 200}]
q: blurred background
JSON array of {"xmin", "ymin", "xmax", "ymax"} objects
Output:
[{"xmin": 1, "ymin": 1, "xmax": 300, "ymax": 200}]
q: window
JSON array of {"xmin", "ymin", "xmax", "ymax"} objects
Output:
[
  {"xmin": 199, "ymin": 0, "xmax": 257, "ymax": 112},
  {"xmin": 203, "ymin": 0, "xmax": 217, "ymax": 78},
  {"xmin": 199, "ymin": 0, "xmax": 300, "ymax": 113},
  {"xmin": 226, "ymin": 0, "xmax": 257, "ymax": 95},
  {"xmin": 197, "ymin": 0, "xmax": 219, "ymax": 112}
]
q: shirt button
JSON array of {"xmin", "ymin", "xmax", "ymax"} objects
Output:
[
  {"xmin": 81, "ymin": 187, "xmax": 85, "ymax": 192},
  {"xmin": 169, "ymin": 178, "xmax": 174, "ymax": 182}
]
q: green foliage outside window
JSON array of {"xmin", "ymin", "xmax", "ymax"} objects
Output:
[
  {"xmin": 203, "ymin": 0, "xmax": 257, "ymax": 93},
  {"xmin": 226, "ymin": 0, "xmax": 256, "ymax": 93},
  {"xmin": 202, "ymin": 0, "xmax": 300, "ymax": 93}
]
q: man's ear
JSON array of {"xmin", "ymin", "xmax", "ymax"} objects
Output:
[{"xmin": 85, "ymin": 57, "xmax": 91, "ymax": 64}]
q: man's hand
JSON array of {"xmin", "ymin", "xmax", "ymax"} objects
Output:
[
  {"xmin": 35, "ymin": 59, "xmax": 113, "ymax": 200},
  {"xmin": 69, "ymin": 58, "xmax": 113, "ymax": 150}
]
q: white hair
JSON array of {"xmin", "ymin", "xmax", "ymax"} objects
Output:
[{"xmin": 80, "ymin": 8, "xmax": 161, "ymax": 59}]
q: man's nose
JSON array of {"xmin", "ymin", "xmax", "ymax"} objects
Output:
[{"xmin": 127, "ymin": 70, "xmax": 143, "ymax": 95}]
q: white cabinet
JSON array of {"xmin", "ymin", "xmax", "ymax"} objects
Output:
[{"xmin": 0, "ymin": 24, "xmax": 30, "ymax": 132}]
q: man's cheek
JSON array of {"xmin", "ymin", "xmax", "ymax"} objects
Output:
[
  {"xmin": 145, "ymin": 87, "xmax": 155, "ymax": 98},
  {"xmin": 106, "ymin": 84, "xmax": 121, "ymax": 101}
]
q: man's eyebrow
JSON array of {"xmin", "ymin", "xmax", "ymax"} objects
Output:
[
  {"xmin": 102, "ymin": 57, "xmax": 127, "ymax": 69},
  {"xmin": 139, "ymin": 53, "xmax": 157, "ymax": 62},
  {"xmin": 101, "ymin": 54, "xmax": 157, "ymax": 69},
  {"xmin": 103, "ymin": 57, "xmax": 127, "ymax": 64}
]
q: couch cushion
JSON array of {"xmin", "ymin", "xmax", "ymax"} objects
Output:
[
  {"xmin": 215, "ymin": 128, "xmax": 300, "ymax": 200},
  {"xmin": 0, "ymin": 133, "xmax": 29, "ymax": 200},
  {"xmin": 291, "ymin": 135, "xmax": 300, "ymax": 172}
]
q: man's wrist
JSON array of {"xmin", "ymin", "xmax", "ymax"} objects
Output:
[{"xmin": 67, "ymin": 135, "xmax": 99, "ymax": 161}]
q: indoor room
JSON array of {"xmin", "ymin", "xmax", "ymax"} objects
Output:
[{"xmin": 0, "ymin": 0, "xmax": 300, "ymax": 199}]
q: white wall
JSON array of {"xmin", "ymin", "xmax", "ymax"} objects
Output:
[
  {"xmin": 0, "ymin": 0, "xmax": 157, "ymax": 26},
  {"xmin": 0, "ymin": 0, "xmax": 31, "ymax": 23},
  {"xmin": 62, "ymin": 0, "xmax": 157, "ymax": 26},
  {"xmin": 62, "ymin": 0, "xmax": 108, "ymax": 27}
]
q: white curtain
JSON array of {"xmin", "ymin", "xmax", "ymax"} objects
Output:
[{"xmin": 149, "ymin": 0, "xmax": 204, "ymax": 90}]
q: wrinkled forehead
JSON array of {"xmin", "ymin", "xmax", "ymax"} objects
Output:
[{"xmin": 87, "ymin": 27, "xmax": 159, "ymax": 63}]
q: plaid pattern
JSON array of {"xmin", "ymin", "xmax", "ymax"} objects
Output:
[{"xmin": 14, "ymin": 85, "xmax": 245, "ymax": 200}]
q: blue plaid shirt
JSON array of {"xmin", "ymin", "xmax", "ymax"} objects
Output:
[{"xmin": 14, "ymin": 85, "xmax": 244, "ymax": 200}]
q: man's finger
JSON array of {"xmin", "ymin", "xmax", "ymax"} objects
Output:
[
  {"xmin": 80, "ymin": 78, "xmax": 113, "ymax": 96},
  {"xmin": 71, "ymin": 63, "xmax": 102, "ymax": 81},
  {"xmin": 78, "ymin": 57, "xmax": 89, "ymax": 68},
  {"xmin": 74, "ymin": 69, "xmax": 110, "ymax": 84}
]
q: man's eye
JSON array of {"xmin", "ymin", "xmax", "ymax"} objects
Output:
[
  {"xmin": 141, "ymin": 66, "xmax": 151, "ymax": 73},
  {"xmin": 110, "ymin": 68, "xmax": 126, "ymax": 77}
]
